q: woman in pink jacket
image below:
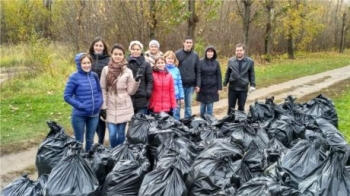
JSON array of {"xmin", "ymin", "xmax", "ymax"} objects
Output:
[
  {"xmin": 100, "ymin": 44, "xmax": 140, "ymax": 148},
  {"xmin": 149, "ymin": 56, "xmax": 177, "ymax": 115}
]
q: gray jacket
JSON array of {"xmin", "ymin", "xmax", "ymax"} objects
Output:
[{"xmin": 223, "ymin": 56, "xmax": 255, "ymax": 91}]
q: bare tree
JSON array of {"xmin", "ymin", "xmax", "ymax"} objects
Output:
[
  {"xmin": 235, "ymin": 0, "xmax": 259, "ymax": 54},
  {"xmin": 339, "ymin": 12, "xmax": 348, "ymax": 53},
  {"xmin": 263, "ymin": 0, "xmax": 274, "ymax": 55},
  {"xmin": 187, "ymin": 0, "xmax": 198, "ymax": 39}
]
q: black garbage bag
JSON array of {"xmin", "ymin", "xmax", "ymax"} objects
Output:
[
  {"xmin": 267, "ymin": 118, "xmax": 305, "ymax": 147},
  {"xmin": 157, "ymin": 133, "xmax": 198, "ymax": 162},
  {"xmin": 280, "ymin": 139, "xmax": 328, "ymax": 188},
  {"xmin": 264, "ymin": 137, "xmax": 287, "ymax": 166},
  {"xmin": 187, "ymin": 154, "xmax": 242, "ymax": 196},
  {"xmin": 127, "ymin": 113, "xmax": 155, "ymax": 144},
  {"xmin": 153, "ymin": 112, "xmax": 177, "ymax": 129},
  {"xmin": 1, "ymin": 175, "xmax": 42, "ymax": 196},
  {"xmin": 110, "ymin": 141, "xmax": 147, "ymax": 163},
  {"xmin": 209, "ymin": 185, "xmax": 238, "ymax": 196},
  {"xmin": 43, "ymin": 144, "xmax": 99, "ymax": 196},
  {"xmin": 179, "ymin": 115, "xmax": 196, "ymax": 127},
  {"xmin": 311, "ymin": 117, "xmax": 350, "ymax": 152},
  {"xmin": 139, "ymin": 167, "xmax": 187, "ymax": 196},
  {"xmin": 214, "ymin": 110, "xmax": 248, "ymax": 127},
  {"xmin": 201, "ymin": 113, "xmax": 219, "ymax": 125},
  {"xmin": 221, "ymin": 121, "xmax": 269, "ymax": 150},
  {"xmin": 83, "ymin": 144, "xmax": 114, "ymax": 187},
  {"xmin": 301, "ymin": 94, "xmax": 338, "ymax": 128},
  {"xmin": 101, "ymin": 158, "xmax": 150, "ymax": 196},
  {"xmin": 248, "ymin": 98, "xmax": 275, "ymax": 127},
  {"xmin": 36, "ymin": 121, "xmax": 78, "ymax": 177},
  {"xmin": 237, "ymin": 176, "xmax": 301, "ymax": 196},
  {"xmin": 298, "ymin": 150, "xmax": 350, "ymax": 196},
  {"xmin": 156, "ymin": 151, "xmax": 194, "ymax": 176},
  {"xmin": 191, "ymin": 123, "xmax": 225, "ymax": 144}
]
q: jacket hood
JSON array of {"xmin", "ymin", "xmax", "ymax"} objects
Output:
[
  {"xmin": 75, "ymin": 52, "xmax": 85, "ymax": 73},
  {"xmin": 204, "ymin": 46, "xmax": 217, "ymax": 60}
]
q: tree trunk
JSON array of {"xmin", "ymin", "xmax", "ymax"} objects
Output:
[
  {"xmin": 242, "ymin": 0, "xmax": 252, "ymax": 54},
  {"xmin": 264, "ymin": 0, "xmax": 274, "ymax": 55},
  {"xmin": 149, "ymin": 0, "xmax": 157, "ymax": 39},
  {"xmin": 187, "ymin": 0, "xmax": 198, "ymax": 39},
  {"xmin": 287, "ymin": 28, "xmax": 295, "ymax": 59},
  {"xmin": 43, "ymin": 0, "xmax": 52, "ymax": 39},
  {"xmin": 339, "ymin": 12, "xmax": 347, "ymax": 53}
]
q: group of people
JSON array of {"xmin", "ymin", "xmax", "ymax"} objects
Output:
[{"xmin": 63, "ymin": 36, "xmax": 256, "ymax": 151}]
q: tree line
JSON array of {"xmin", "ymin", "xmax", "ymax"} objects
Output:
[{"xmin": 1, "ymin": 0, "xmax": 349, "ymax": 59}]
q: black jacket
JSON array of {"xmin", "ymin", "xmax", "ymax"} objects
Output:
[
  {"xmin": 196, "ymin": 46, "xmax": 222, "ymax": 103},
  {"xmin": 127, "ymin": 55, "xmax": 153, "ymax": 108},
  {"xmin": 175, "ymin": 49, "xmax": 201, "ymax": 87},
  {"xmin": 223, "ymin": 56, "xmax": 255, "ymax": 91},
  {"xmin": 90, "ymin": 53, "xmax": 110, "ymax": 78}
]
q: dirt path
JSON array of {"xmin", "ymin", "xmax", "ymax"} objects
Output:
[{"xmin": 1, "ymin": 65, "xmax": 350, "ymax": 188}]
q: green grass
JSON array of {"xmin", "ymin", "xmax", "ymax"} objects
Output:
[
  {"xmin": 333, "ymin": 84, "xmax": 350, "ymax": 142},
  {"xmin": 0, "ymin": 44, "xmax": 350, "ymax": 155}
]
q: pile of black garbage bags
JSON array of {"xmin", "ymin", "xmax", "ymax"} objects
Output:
[{"xmin": 2, "ymin": 94, "xmax": 350, "ymax": 196}]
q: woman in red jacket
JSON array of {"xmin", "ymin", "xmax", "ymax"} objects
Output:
[{"xmin": 149, "ymin": 56, "xmax": 177, "ymax": 115}]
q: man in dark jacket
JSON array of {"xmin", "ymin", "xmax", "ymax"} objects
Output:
[
  {"xmin": 223, "ymin": 43, "xmax": 256, "ymax": 114},
  {"xmin": 175, "ymin": 36, "xmax": 201, "ymax": 118}
]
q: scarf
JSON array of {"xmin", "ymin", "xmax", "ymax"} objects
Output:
[{"xmin": 106, "ymin": 59, "xmax": 127, "ymax": 92}]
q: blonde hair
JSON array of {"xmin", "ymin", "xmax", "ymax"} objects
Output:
[{"xmin": 163, "ymin": 50, "xmax": 179, "ymax": 66}]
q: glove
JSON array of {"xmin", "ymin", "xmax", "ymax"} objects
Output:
[
  {"xmin": 100, "ymin": 109, "xmax": 106, "ymax": 120},
  {"xmin": 135, "ymin": 69, "xmax": 143, "ymax": 82},
  {"xmin": 249, "ymin": 87, "xmax": 256, "ymax": 93}
]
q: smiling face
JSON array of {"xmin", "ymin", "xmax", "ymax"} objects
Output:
[
  {"xmin": 93, "ymin": 41, "xmax": 105, "ymax": 54},
  {"xmin": 111, "ymin": 48, "xmax": 124, "ymax": 63},
  {"xmin": 206, "ymin": 49, "xmax": 214, "ymax": 59},
  {"xmin": 149, "ymin": 45, "xmax": 159, "ymax": 55},
  {"xmin": 130, "ymin": 44, "xmax": 142, "ymax": 57},
  {"xmin": 80, "ymin": 57, "xmax": 92, "ymax": 72},
  {"xmin": 155, "ymin": 58, "xmax": 166, "ymax": 70}
]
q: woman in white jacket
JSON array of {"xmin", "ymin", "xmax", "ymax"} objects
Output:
[{"xmin": 100, "ymin": 44, "xmax": 140, "ymax": 148}]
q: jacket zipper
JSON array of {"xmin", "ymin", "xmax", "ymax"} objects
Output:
[{"xmin": 88, "ymin": 73, "xmax": 95, "ymax": 115}]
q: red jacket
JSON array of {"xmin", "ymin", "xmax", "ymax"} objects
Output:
[{"xmin": 149, "ymin": 70, "xmax": 177, "ymax": 113}]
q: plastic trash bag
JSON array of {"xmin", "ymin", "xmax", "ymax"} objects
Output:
[
  {"xmin": 221, "ymin": 121, "xmax": 269, "ymax": 150},
  {"xmin": 110, "ymin": 141, "xmax": 147, "ymax": 163},
  {"xmin": 267, "ymin": 118, "xmax": 304, "ymax": 147},
  {"xmin": 280, "ymin": 139, "xmax": 328, "ymax": 188},
  {"xmin": 101, "ymin": 158, "xmax": 150, "ymax": 196},
  {"xmin": 1, "ymin": 174, "xmax": 42, "ymax": 196},
  {"xmin": 248, "ymin": 98, "xmax": 275, "ymax": 127},
  {"xmin": 127, "ymin": 113, "xmax": 154, "ymax": 144},
  {"xmin": 298, "ymin": 150, "xmax": 350, "ymax": 196},
  {"xmin": 139, "ymin": 167, "xmax": 187, "ymax": 196},
  {"xmin": 156, "ymin": 152, "xmax": 193, "ymax": 175},
  {"xmin": 36, "ymin": 121, "xmax": 78, "ymax": 177},
  {"xmin": 301, "ymin": 94, "xmax": 338, "ymax": 128},
  {"xmin": 83, "ymin": 144, "xmax": 114, "ymax": 187},
  {"xmin": 43, "ymin": 144, "xmax": 99, "ymax": 196},
  {"xmin": 237, "ymin": 176, "xmax": 301, "ymax": 196}
]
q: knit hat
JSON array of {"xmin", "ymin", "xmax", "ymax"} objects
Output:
[
  {"xmin": 149, "ymin": 40, "xmax": 160, "ymax": 48},
  {"xmin": 129, "ymin": 40, "xmax": 143, "ymax": 51}
]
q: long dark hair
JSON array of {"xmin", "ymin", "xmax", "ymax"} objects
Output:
[{"xmin": 88, "ymin": 37, "xmax": 109, "ymax": 56}]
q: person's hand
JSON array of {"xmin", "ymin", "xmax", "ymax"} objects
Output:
[
  {"xmin": 180, "ymin": 99, "xmax": 184, "ymax": 104},
  {"xmin": 100, "ymin": 109, "xmax": 106, "ymax": 120},
  {"xmin": 223, "ymin": 86, "xmax": 228, "ymax": 92},
  {"xmin": 195, "ymin": 87, "xmax": 200, "ymax": 93},
  {"xmin": 218, "ymin": 90, "xmax": 221, "ymax": 94},
  {"xmin": 135, "ymin": 69, "xmax": 143, "ymax": 82},
  {"xmin": 249, "ymin": 86, "xmax": 256, "ymax": 93}
]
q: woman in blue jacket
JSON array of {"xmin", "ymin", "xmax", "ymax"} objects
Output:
[{"xmin": 64, "ymin": 53, "xmax": 103, "ymax": 152}]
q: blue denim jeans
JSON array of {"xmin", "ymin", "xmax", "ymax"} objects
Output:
[
  {"xmin": 107, "ymin": 122, "xmax": 126, "ymax": 148},
  {"xmin": 71, "ymin": 115, "xmax": 99, "ymax": 152},
  {"xmin": 134, "ymin": 107, "xmax": 148, "ymax": 115},
  {"xmin": 183, "ymin": 87, "xmax": 194, "ymax": 118},
  {"xmin": 200, "ymin": 102, "xmax": 214, "ymax": 117},
  {"xmin": 173, "ymin": 99, "xmax": 181, "ymax": 120}
]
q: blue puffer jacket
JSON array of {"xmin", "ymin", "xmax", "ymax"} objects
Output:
[
  {"xmin": 166, "ymin": 64, "xmax": 184, "ymax": 100},
  {"xmin": 64, "ymin": 53, "xmax": 103, "ymax": 116}
]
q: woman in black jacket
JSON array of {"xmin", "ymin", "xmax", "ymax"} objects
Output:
[
  {"xmin": 127, "ymin": 40, "xmax": 153, "ymax": 114},
  {"xmin": 196, "ymin": 46, "xmax": 222, "ymax": 117},
  {"xmin": 88, "ymin": 37, "xmax": 110, "ymax": 145}
]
